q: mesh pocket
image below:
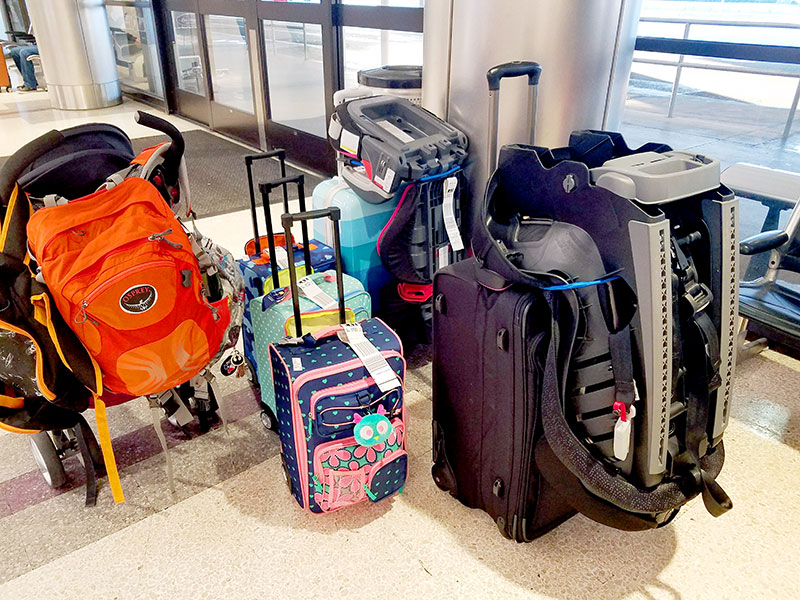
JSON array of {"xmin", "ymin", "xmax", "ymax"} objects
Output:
[{"xmin": 324, "ymin": 468, "xmax": 366, "ymax": 510}]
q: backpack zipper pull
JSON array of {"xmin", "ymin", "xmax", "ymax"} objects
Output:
[
  {"xmin": 200, "ymin": 284, "xmax": 220, "ymax": 321},
  {"xmin": 75, "ymin": 301, "xmax": 99, "ymax": 326},
  {"xmin": 148, "ymin": 229, "xmax": 183, "ymax": 249}
]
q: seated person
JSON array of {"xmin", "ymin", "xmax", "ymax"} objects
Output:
[{"xmin": 5, "ymin": 44, "xmax": 40, "ymax": 91}]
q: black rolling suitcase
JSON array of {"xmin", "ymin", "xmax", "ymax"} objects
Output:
[
  {"xmin": 431, "ymin": 62, "xmax": 734, "ymax": 542},
  {"xmin": 432, "ymin": 62, "xmax": 576, "ymax": 541}
]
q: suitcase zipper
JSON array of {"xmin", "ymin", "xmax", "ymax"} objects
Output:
[
  {"xmin": 519, "ymin": 331, "xmax": 547, "ymax": 542},
  {"xmin": 63, "ymin": 231, "xmax": 190, "ymax": 300},
  {"xmin": 311, "ymin": 420, "xmax": 405, "ymax": 511},
  {"xmin": 310, "ymin": 381, "xmax": 402, "ymax": 420},
  {"xmin": 291, "ymin": 351, "xmax": 404, "ymax": 400},
  {"xmin": 509, "ymin": 294, "xmax": 532, "ymax": 541},
  {"xmin": 38, "ymin": 197, "xmax": 167, "ymax": 259}
]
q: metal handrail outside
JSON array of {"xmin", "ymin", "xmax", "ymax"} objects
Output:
[{"xmin": 633, "ymin": 16, "xmax": 800, "ymax": 137}]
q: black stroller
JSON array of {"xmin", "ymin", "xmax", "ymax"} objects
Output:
[{"xmin": 0, "ymin": 112, "xmax": 239, "ymax": 505}]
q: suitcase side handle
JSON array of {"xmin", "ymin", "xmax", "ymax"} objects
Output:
[
  {"xmin": 259, "ymin": 175, "xmax": 311, "ymax": 291},
  {"xmin": 282, "ymin": 207, "xmax": 346, "ymax": 338},
  {"xmin": 246, "ymin": 150, "xmax": 287, "ymax": 255},
  {"xmin": 486, "ymin": 61, "xmax": 542, "ymax": 175}
]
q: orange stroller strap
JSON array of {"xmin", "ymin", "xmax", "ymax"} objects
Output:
[{"xmin": 94, "ymin": 397, "xmax": 125, "ymax": 504}]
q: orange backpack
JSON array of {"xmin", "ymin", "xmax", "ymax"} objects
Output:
[{"xmin": 27, "ymin": 177, "xmax": 230, "ymax": 397}]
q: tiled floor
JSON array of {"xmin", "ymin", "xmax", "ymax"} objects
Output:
[{"xmin": 1, "ymin": 90, "xmax": 799, "ymax": 599}]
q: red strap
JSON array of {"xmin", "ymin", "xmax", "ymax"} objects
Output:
[{"xmin": 397, "ymin": 283, "xmax": 433, "ymax": 303}]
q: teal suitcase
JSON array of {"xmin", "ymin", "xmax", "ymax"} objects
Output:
[{"xmin": 311, "ymin": 172, "xmax": 398, "ymax": 309}]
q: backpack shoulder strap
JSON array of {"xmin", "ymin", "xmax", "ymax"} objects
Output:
[{"xmin": 93, "ymin": 396, "xmax": 125, "ymax": 504}]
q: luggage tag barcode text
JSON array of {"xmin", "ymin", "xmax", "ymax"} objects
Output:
[
  {"xmin": 297, "ymin": 275, "xmax": 338, "ymax": 310},
  {"xmin": 338, "ymin": 323, "xmax": 401, "ymax": 393},
  {"xmin": 442, "ymin": 177, "xmax": 464, "ymax": 252}
]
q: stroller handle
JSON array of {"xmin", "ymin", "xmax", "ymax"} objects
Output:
[{"xmin": 134, "ymin": 111, "xmax": 185, "ymax": 175}]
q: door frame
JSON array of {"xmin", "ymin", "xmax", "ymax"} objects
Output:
[{"xmin": 199, "ymin": 0, "xmax": 261, "ymax": 146}]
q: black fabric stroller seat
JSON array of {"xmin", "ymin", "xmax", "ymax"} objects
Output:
[{"xmin": 16, "ymin": 123, "xmax": 134, "ymax": 200}]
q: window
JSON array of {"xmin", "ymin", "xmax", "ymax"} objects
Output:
[
  {"xmin": 621, "ymin": 1, "xmax": 799, "ymax": 172},
  {"xmin": 342, "ymin": 0, "xmax": 424, "ymax": 5},
  {"xmin": 341, "ymin": 26, "xmax": 423, "ymax": 89},
  {"xmin": 171, "ymin": 11, "xmax": 206, "ymax": 97},
  {"xmin": 205, "ymin": 15, "xmax": 255, "ymax": 114},
  {"xmin": 621, "ymin": 0, "xmax": 800, "ymax": 239},
  {"xmin": 106, "ymin": 5, "xmax": 164, "ymax": 99},
  {"xmin": 263, "ymin": 20, "xmax": 327, "ymax": 137}
]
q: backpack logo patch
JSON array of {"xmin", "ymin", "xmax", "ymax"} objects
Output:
[{"xmin": 120, "ymin": 285, "xmax": 158, "ymax": 314}]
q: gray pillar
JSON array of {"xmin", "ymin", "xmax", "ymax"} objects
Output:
[
  {"xmin": 423, "ymin": 0, "xmax": 643, "ymax": 215},
  {"xmin": 26, "ymin": 0, "xmax": 121, "ymax": 110}
]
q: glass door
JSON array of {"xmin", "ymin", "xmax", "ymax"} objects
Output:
[
  {"xmin": 105, "ymin": 1, "xmax": 166, "ymax": 104},
  {"xmin": 167, "ymin": 1, "xmax": 211, "ymax": 125},
  {"xmin": 164, "ymin": 0, "xmax": 260, "ymax": 144},
  {"xmin": 156, "ymin": 0, "xmax": 423, "ymax": 174},
  {"xmin": 203, "ymin": 5, "xmax": 260, "ymax": 146},
  {"xmin": 257, "ymin": 0, "xmax": 337, "ymax": 173}
]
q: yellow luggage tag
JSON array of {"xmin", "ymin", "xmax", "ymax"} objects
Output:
[
  {"xmin": 284, "ymin": 307, "xmax": 356, "ymax": 337},
  {"xmin": 262, "ymin": 264, "xmax": 313, "ymax": 294}
]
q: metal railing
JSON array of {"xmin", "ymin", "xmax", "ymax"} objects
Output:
[{"xmin": 632, "ymin": 17, "xmax": 800, "ymax": 138}]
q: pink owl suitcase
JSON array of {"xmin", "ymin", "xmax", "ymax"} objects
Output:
[{"xmin": 268, "ymin": 206, "xmax": 408, "ymax": 513}]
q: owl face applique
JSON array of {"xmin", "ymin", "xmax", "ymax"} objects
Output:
[{"xmin": 353, "ymin": 405, "xmax": 393, "ymax": 447}]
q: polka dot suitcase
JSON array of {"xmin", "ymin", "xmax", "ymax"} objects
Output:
[
  {"xmin": 268, "ymin": 206, "xmax": 407, "ymax": 513},
  {"xmin": 251, "ymin": 269, "xmax": 372, "ymax": 424}
]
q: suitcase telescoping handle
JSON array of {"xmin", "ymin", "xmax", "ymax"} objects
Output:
[
  {"xmin": 486, "ymin": 61, "xmax": 542, "ymax": 175},
  {"xmin": 260, "ymin": 175, "xmax": 312, "ymax": 291},
  {"xmin": 245, "ymin": 150, "xmax": 289, "ymax": 255},
  {"xmin": 282, "ymin": 207, "xmax": 346, "ymax": 338}
]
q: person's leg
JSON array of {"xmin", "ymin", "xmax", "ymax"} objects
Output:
[
  {"xmin": 17, "ymin": 46, "xmax": 39, "ymax": 89},
  {"xmin": 6, "ymin": 45, "xmax": 24, "ymax": 73}
]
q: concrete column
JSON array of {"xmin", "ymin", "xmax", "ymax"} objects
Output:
[
  {"xmin": 26, "ymin": 0, "xmax": 121, "ymax": 110},
  {"xmin": 422, "ymin": 0, "xmax": 643, "ymax": 222}
]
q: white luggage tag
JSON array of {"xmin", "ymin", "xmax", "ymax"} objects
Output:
[
  {"xmin": 273, "ymin": 246, "xmax": 290, "ymax": 270},
  {"xmin": 297, "ymin": 275, "xmax": 337, "ymax": 310},
  {"xmin": 437, "ymin": 245, "xmax": 450, "ymax": 269},
  {"xmin": 612, "ymin": 397, "xmax": 637, "ymax": 461},
  {"xmin": 338, "ymin": 323, "xmax": 401, "ymax": 393},
  {"xmin": 373, "ymin": 166, "xmax": 395, "ymax": 192},
  {"xmin": 442, "ymin": 177, "xmax": 464, "ymax": 252},
  {"xmin": 339, "ymin": 129, "xmax": 360, "ymax": 156}
]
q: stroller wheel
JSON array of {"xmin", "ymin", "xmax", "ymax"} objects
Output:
[
  {"xmin": 30, "ymin": 432, "xmax": 67, "ymax": 488},
  {"xmin": 260, "ymin": 408, "xmax": 277, "ymax": 432}
]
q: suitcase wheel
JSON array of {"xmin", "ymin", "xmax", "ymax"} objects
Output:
[
  {"xmin": 496, "ymin": 516, "xmax": 513, "ymax": 540},
  {"xmin": 245, "ymin": 358, "xmax": 260, "ymax": 390},
  {"xmin": 260, "ymin": 408, "xmax": 278, "ymax": 432},
  {"xmin": 30, "ymin": 432, "xmax": 67, "ymax": 488},
  {"xmin": 431, "ymin": 462, "xmax": 456, "ymax": 494},
  {"xmin": 280, "ymin": 455, "xmax": 291, "ymax": 491}
]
